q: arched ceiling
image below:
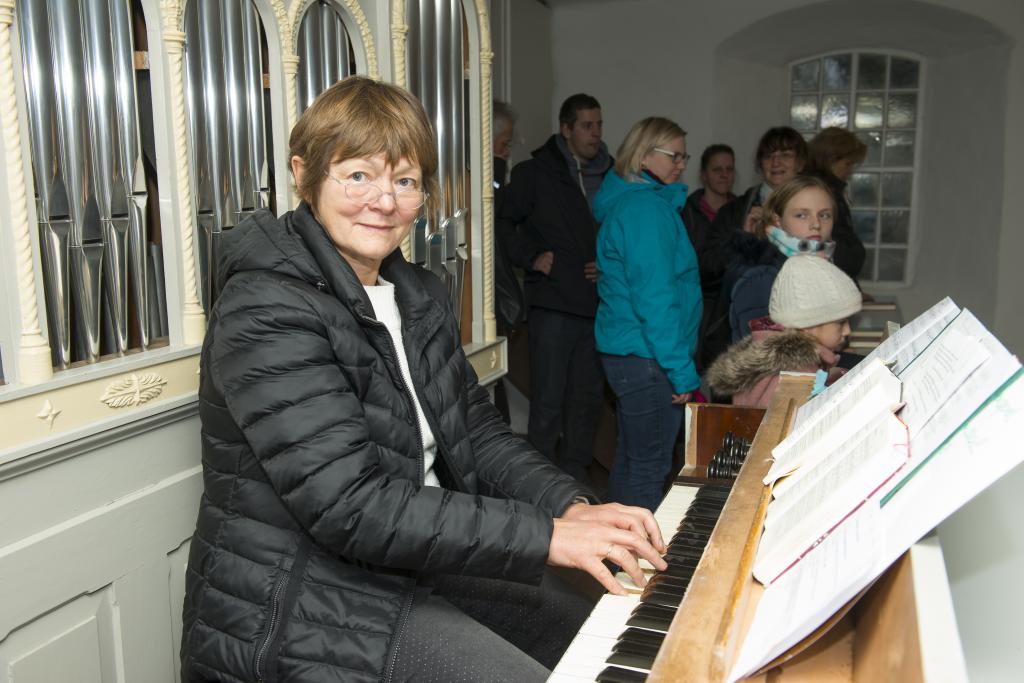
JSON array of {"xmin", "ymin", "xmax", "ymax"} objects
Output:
[{"xmin": 717, "ymin": 0, "xmax": 1011, "ymax": 63}]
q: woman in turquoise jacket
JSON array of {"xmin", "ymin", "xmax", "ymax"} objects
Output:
[{"xmin": 594, "ymin": 117, "xmax": 702, "ymax": 511}]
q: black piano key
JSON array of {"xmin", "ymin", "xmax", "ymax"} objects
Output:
[
  {"xmin": 647, "ymin": 573, "xmax": 690, "ymax": 589},
  {"xmin": 612, "ymin": 638, "xmax": 662, "ymax": 659},
  {"xmin": 657, "ymin": 561, "xmax": 696, "ymax": 577},
  {"xmin": 641, "ymin": 586, "xmax": 683, "ymax": 609},
  {"xmin": 671, "ymin": 531, "xmax": 710, "ymax": 545},
  {"xmin": 626, "ymin": 611, "xmax": 672, "ymax": 632},
  {"xmin": 642, "ymin": 581, "xmax": 685, "ymax": 604},
  {"xmin": 607, "ymin": 649, "xmax": 657, "ymax": 671},
  {"xmin": 596, "ymin": 666, "xmax": 649, "ymax": 683},
  {"xmin": 618, "ymin": 627, "xmax": 666, "ymax": 648},
  {"xmin": 665, "ymin": 546, "xmax": 703, "ymax": 559},
  {"xmin": 660, "ymin": 564, "xmax": 698, "ymax": 580},
  {"xmin": 632, "ymin": 601, "xmax": 676, "ymax": 618}
]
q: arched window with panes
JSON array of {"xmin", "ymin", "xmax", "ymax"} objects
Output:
[{"xmin": 789, "ymin": 52, "xmax": 922, "ymax": 285}]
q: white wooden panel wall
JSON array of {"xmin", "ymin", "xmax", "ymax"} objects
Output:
[{"xmin": 0, "ymin": 414, "xmax": 201, "ymax": 683}]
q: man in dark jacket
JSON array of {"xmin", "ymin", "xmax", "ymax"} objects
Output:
[{"xmin": 496, "ymin": 94, "xmax": 611, "ymax": 482}]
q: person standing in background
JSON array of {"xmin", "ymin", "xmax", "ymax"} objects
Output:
[
  {"xmin": 806, "ymin": 127, "xmax": 868, "ymax": 282},
  {"xmin": 593, "ymin": 117, "xmax": 702, "ymax": 512},
  {"xmin": 496, "ymin": 94, "xmax": 612, "ymax": 483},
  {"xmin": 492, "ymin": 100, "xmax": 524, "ymax": 424},
  {"xmin": 680, "ymin": 144, "xmax": 736, "ymax": 371}
]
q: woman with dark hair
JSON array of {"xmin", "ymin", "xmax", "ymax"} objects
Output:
[
  {"xmin": 179, "ymin": 76, "xmax": 666, "ymax": 683},
  {"xmin": 807, "ymin": 126, "xmax": 868, "ymax": 280},
  {"xmin": 594, "ymin": 116, "xmax": 701, "ymax": 511},
  {"xmin": 698, "ymin": 127, "xmax": 808, "ymax": 369},
  {"xmin": 680, "ymin": 144, "xmax": 736, "ymax": 257}
]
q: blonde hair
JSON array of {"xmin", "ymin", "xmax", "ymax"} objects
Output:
[
  {"xmin": 757, "ymin": 175, "xmax": 836, "ymax": 238},
  {"xmin": 289, "ymin": 76, "xmax": 439, "ymax": 209},
  {"xmin": 614, "ymin": 117, "xmax": 687, "ymax": 180}
]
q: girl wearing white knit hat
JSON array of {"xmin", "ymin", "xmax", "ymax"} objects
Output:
[{"xmin": 707, "ymin": 255, "xmax": 862, "ymax": 408}]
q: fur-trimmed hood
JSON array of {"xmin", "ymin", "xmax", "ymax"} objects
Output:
[{"xmin": 706, "ymin": 328, "xmax": 824, "ymax": 396}]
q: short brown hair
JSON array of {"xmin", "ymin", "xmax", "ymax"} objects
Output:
[
  {"xmin": 757, "ymin": 175, "xmax": 836, "ymax": 238},
  {"xmin": 808, "ymin": 127, "xmax": 868, "ymax": 176},
  {"xmin": 289, "ymin": 76, "xmax": 438, "ymax": 209},
  {"xmin": 615, "ymin": 117, "xmax": 687, "ymax": 180}
]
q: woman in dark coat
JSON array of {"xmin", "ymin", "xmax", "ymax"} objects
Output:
[
  {"xmin": 806, "ymin": 127, "xmax": 868, "ymax": 281},
  {"xmin": 679, "ymin": 144, "xmax": 735, "ymax": 371},
  {"xmin": 180, "ymin": 77, "xmax": 666, "ymax": 683}
]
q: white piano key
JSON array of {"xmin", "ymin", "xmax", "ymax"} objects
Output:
[{"xmin": 550, "ymin": 594, "xmax": 640, "ymax": 681}]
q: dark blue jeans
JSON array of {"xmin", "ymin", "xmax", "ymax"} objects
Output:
[
  {"xmin": 527, "ymin": 308, "xmax": 604, "ymax": 483},
  {"xmin": 601, "ymin": 354, "xmax": 683, "ymax": 511}
]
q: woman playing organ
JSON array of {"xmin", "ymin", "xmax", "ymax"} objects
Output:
[{"xmin": 179, "ymin": 76, "xmax": 667, "ymax": 683}]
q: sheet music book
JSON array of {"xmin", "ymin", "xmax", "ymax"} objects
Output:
[
  {"xmin": 754, "ymin": 411, "xmax": 909, "ymax": 584},
  {"xmin": 792, "ymin": 297, "xmax": 960, "ymax": 431},
  {"xmin": 766, "ymin": 360, "xmax": 901, "ymax": 484},
  {"xmin": 888, "ymin": 309, "xmax": 1021, "ymax": 491},
  {"xmin": 726, "ymin": 301, "xmax": 1024, "ymax": 680}
]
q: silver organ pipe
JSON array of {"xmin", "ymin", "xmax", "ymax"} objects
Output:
[
  {"xmin": 433, "ymin": 0, "xmax": 451, "ymax": 219},
  {"xmin": 51, "ymin": 0, "xmax": 104, "ymax": 363},
  {"xmin": 84, "ymin": 0, "xmax": 129, "ymax": 355},
  {"xmin": 184, "ymin": 0, "xmax": 272, "ymax": 308},
  {"xmin": 407, "ymin": 0, "xmax": 469, "ymax": 324},
  {"xmin": 242, "ymin": 3, "xmax": 270, "ymax": 212},
  {"xmin": 296, "ymin": 1, "xmax": 354, "ymax": 114},
  {"xmin": 109, "ymin": 0, "xmax": 151, "ymax": 349},
  {"xmin": 17, "ymin": 0, "xmax": 156, "ymax": 368},
  {"xmin": 19, "ymin": 0, "xmax": 72, "ymax": 368}
]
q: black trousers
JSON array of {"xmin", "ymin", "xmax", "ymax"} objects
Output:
[
  {"xmin": 526, "ymin": 307, "xmax": 605, "ymax": 482},
  {"xmin": 389, "ymin": 570, "xmax": 595, "ymax": 682}
]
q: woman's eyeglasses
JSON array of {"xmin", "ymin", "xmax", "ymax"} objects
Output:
[
  {"xmin": 326, "ymin": 173, "xmax": 427, "ymax": 211},
  {"xmin": 652, "ymin": 147, "xmax": 691, "ymax": 166}
]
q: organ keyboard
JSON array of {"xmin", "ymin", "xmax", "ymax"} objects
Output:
[{"xmin": 551, "ymin": 374, "xmax": 966, "ymax": 682}]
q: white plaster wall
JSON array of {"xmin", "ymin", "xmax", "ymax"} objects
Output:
[
  {"xmin": 506, "ymin": 0, "xmax": 554, "ymax": 166},
  {"xmin": 910, "ymin": 45, "xmax": 1007, "ymax": 327}
]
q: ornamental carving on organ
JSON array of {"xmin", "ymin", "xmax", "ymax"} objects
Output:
[{"xmin": 100, "ymin": 373, "xmax": 167, "ymax": 408}]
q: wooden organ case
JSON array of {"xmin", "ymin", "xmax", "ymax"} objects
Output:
[{"xmin": 554, "ymin": 374, "xmax": 966, "ymax": 683}]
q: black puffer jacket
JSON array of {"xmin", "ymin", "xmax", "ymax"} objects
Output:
[
  {"xmin": 496, "ymin": 135, "xmax": 610, "ymax": 318},
  {"xmin": 181, "ymin": 204, "xmax": 589, "ymax": 683}
]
